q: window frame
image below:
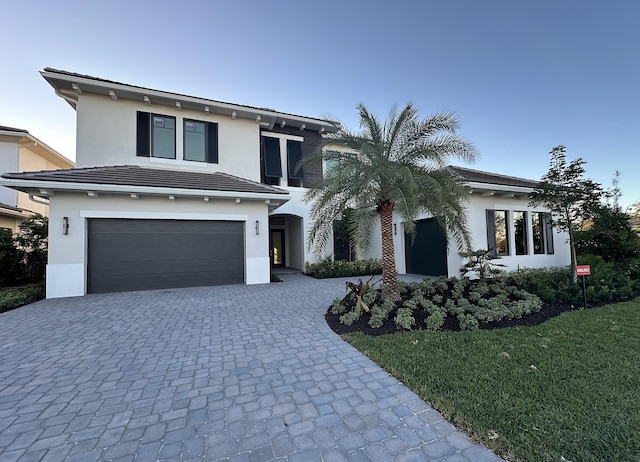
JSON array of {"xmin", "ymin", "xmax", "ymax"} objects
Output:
[
  {"xmin": 136, "ymin": 111, "xmax": 177, "ymax": 160},
  {"xmin": 183, "ymin": 118, "xmax": 219, "ymax": 164},
  {"xmin": 513, "ymin": 211, "xmax": 528, "ymax": 256},
  {"xmin": 486, "ymin": 209, "xmax": 510, "ymax": 257}
]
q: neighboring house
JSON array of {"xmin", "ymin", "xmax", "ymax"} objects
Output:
[
  {"xmin": 0, "ymin": 68, "xmax": 569, "ymax": 298},
  {"xmin": 0, "ymin": 126, "xmax": 74, "ymax": 231}
]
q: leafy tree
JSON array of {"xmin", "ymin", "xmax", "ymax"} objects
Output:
[
  {"xmin": 530, "ymin": 146, "xmax": 604, "ymax": 282},
  {"xmin": 575, "ymin": 204, "xmax": 640, "ymax": 264},
  {"xmin": 304, "ymin": 103, "xmax": 478, "ymax": 300},
  {"xmin": 15, "ymin": 214, "xmax": 48, "ymax": 282},
  {"xmin": 0, "ymin": 229, "xmax": 21, "ymax": 287}
]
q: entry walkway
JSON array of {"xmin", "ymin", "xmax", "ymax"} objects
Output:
[{"xmin": 0, "ymin": 275, "xmax": 504, "ymax": 461}]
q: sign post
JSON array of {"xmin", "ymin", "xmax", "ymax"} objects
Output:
[{"xmin": 576, "ymin": 265, "xmax": 591, "ymax": 309}]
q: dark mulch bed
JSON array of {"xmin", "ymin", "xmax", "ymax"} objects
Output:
[{"xmin": 326, "ymin": 298, "xmax": 634, "ymax": 337}]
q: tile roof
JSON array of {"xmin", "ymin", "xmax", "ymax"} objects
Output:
[
  {"xmin": 0, "ymin": 126, "xmax": 28, "ymax": 134},
  {"xmin": 0, "ymin": 202, "xmax": 24, "ymax": 213},
  {"xmin": 451, "ymin": 166, "xmax": 539, "ymax": 188},
  {"xmin": 2, "ymin": 165, "xmax": 288, "ymax": 195}
]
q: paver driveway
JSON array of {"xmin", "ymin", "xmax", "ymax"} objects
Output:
[{"xmin": 0, "ymin": 275, "xmax": 504, "ymax": 462}]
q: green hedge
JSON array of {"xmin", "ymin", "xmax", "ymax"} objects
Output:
[
  {"xmin": 506, "ymin": 256, "xmax": 640, "ymax": 305},
  {"xmin": 305, "ymin": 258, "xmax": 382, "ymax": 279},
  {"xmin": 0, "ymin": 284, "xmax": 44, "ymax": 314}
]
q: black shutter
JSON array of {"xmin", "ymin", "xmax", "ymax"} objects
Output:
[
  {"xmin": 544, "ymin": 212, "xmax": 555, "ymax": 254},
  {"xmin": 486, "ymin": 210, "xmax": 497, "ymax": 256},
  {"xmin": 136, "ymin": 112, "xmax": 150, "ymax": 157},
  {"xmin": 263, "ymin": 137, "xmax": 282, "ymax": 177},
  {"xmin": 287, "ymin": 140, "xmax": 304, "ymax": 179},
  {"xmin": 206, "ymin": 122, "xmax": 218, "ymax": 164}
]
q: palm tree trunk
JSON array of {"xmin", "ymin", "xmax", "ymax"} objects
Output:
[{"xmin": 379, "ymin": 202, "xmax": 400, "ymax": 301}]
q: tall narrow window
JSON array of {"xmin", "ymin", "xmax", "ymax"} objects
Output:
[
  {"xmin": 184, "ymin": 119, "xmax": 218, "ymax": 163},
  {"xmin": 287, "ymin": 140, "xmax": 304, "ymax": 187},
  {"xmin": 532, "ymin": 212, "xmax": 545, "ymax": 254},
  {"xmin": 487, "ymin": 210, "xmax": 509, "ymax": 256},
  {"xmin": 514, "ymin": 211, "xmax": 528, "ymax": 255},
  {"xmin": 262, "ymin": 137, "xmax": 282, "ymax": 185}
]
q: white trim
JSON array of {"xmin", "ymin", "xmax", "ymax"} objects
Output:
[
  {"xmin": 0, "ymin": 178, "xmax": 290, "ymax": 202},
  {"xmin": 79, "ymin": 210, "xmax": 249, "ymax": 221},
  {"xmin": 149, "ymin": 157, "xmax": 209, "ymax": 168},
  {"xmin": 261, "ymin": 131, "xmax": 304, "ymax": 142}
]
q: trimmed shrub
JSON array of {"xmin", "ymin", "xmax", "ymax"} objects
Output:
[
  {"xmin": 0, "ymin": 284, "xmax": 44, "ymax": 313},
  {"xmin": 305, "ymin": 258, "xmax": 382, "ymax": 279}
]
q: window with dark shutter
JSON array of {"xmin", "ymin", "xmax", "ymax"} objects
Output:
[
  {"xmin": 206, "ymin": 122, "xmax": 218, "ymax": 164},
  {"xmin": 136, "ymin": 112, "xmax": 150, "ymax": 157},
  {"xmin": 263, "ymin": 137, "xmax": 282, "ymax": 178},
  {"xmin": 287, "ymin": 140, "xmax": 304, "ymax": 180},
  {"xmin": 486, "ymin": 210, "xmax": 497, "ymax": 256},
  {"xmin": 544, "ymin": 212, "xmax": 555, "ymax": 254}
]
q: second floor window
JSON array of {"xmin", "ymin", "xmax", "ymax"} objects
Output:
[
  {"xmin": 137, "ymin": 112, "xmax": 218, "ymax": 163},
  {"xmin": 262, "ymin": 137, "xmax": 282, "ymax": 185},
  {"xmin": 184, "ymin": 119, "xmax": 218, "ymax": 163}
]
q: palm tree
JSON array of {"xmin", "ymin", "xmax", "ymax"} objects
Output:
[{"xmin": 304, "ymin": 103, "xmax": 478, "ymax": 301}]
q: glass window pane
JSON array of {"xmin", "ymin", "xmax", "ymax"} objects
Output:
[
  {"xmin": 532, "ymin": 212, "xmax": 545, "ymax": 254},
  {"xmin": 152, "ymin": 116, "xmax": 175, "ymax": 159},
  {"xmin": 494, "ymin": 210, "xmax": 509, "ymax": 256},
  {"xmin": 514, "ymin": 211, "xmax": 528, "ymax": 255},
  {"xmin": 184, "ymin": 120, "xmax": 206, "ymax": 162}
]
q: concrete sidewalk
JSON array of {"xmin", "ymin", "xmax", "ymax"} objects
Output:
[{"xmin": 0, "ymin": 275, "xmax": 504, "ymax": 461}]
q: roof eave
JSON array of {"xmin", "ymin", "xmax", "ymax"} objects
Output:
[
  {"xmin": 0, "ymin": 178, "xmax": 291, "ymax": 204},
  {"xmin": 41, "ymin": 69, "xmax": 338, "ymax": 134},
  {"xmin": 466, "ymin": 181, "xmax": 534, "ymax": 197}
]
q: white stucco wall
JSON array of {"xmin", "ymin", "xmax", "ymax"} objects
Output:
[
  {"xmin": 363, "ymin": 193, "xmax": 570, "ymax": 277},
  {"xmin": 0, "ymin": 141, "xmax": 19, "ymax": 206},
  {"xmin": 46, "ymin": 192, "xmax": 271, "ymax": 298},
  {"xmin": 75, "ymin": 94, "xmax": 262, "ymax": 181},
  {"xmin": 270, "ymin": 187, "xmax": 333, "ymax": 267}
]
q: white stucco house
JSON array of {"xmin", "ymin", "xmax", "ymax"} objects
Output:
[
  {"xmin": 0, "ymin": 126, "xmax": 74, "ymax": 232},
  {"xmin": 0, "ymin": 68, "xmax": 569, "ymax": 298}
]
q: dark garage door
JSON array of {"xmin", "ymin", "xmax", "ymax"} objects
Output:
[
  {"xmin": 404, "ymin": 218, "xmax": 448, "ymax": 276},
  {"xmin": 87, "ymin": 219, "xmax": 244, "ymax": 294}
]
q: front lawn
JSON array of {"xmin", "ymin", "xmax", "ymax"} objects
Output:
[{"xmin": 345, "ymin": 299, "xmax": 640, "ymax": 462}]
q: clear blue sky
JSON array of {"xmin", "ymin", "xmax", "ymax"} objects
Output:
[{"xmin": 1, "ymin": 0, "xmax": 638, "ymax": 207}]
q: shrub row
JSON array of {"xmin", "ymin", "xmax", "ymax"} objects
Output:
[
  {"xmin": 334, "ymin": 276, "xmax": 543, "ymax": 331},
  {"xmin": 507, "ymin": 255, "xmax": 640, "ymax": 305},
  {"xmin": 305, "ymin": 258, "xmax": 382, "ymax": 279},
  {"xmin": 0, "ymin": 284, "xmax": 45, "ymax": 314}
]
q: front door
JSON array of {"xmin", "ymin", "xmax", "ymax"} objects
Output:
[{"xmin": 270, "ymin": 230, "xmax": 285, "ymax": 266}]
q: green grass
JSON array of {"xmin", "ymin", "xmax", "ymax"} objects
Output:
[
  {"xmin": 345, "ymin": 299, "xmax": 640, "ymax": 462},
  {"xmin": 0, "ymin": 283, "xmax": 44, "ymax": 313}
]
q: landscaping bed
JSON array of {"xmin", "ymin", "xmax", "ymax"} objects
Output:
[{"xmin": 326, "ymin": 269, "xmax": 640, "ymax": 336}]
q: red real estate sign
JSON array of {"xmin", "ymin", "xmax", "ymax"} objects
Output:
[{"xmin": 576, "ymin": 265, "xmax": 591, "ymax": 276}]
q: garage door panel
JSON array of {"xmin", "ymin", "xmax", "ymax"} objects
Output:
[{"xmin": 88, "ymin": 219, "xmax": 244, "ymax": 293}]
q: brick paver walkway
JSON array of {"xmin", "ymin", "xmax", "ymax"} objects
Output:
[{"xmin": 0, "ymin": 275, "xmax": 504, "ymax": 461}]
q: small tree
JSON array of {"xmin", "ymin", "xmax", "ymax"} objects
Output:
[
  {"xmin": 459, "ymin": 249, "xmax": 506, "ymax": 279},
  {"xmin": 15, "ymin": 214, "xmax": 49, "ymax": 282},
  {"xmin": 529, "ymin": 146, "xmax": 604, "ymax": 282}
]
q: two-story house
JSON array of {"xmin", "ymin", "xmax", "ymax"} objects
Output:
[
  {"xmin": 0, "ymin": 68, "xmax": 569, "ymax": 298},
  {"xmin": 0, "ymin": 126, "xmax": 74, "ymax": 232}
]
